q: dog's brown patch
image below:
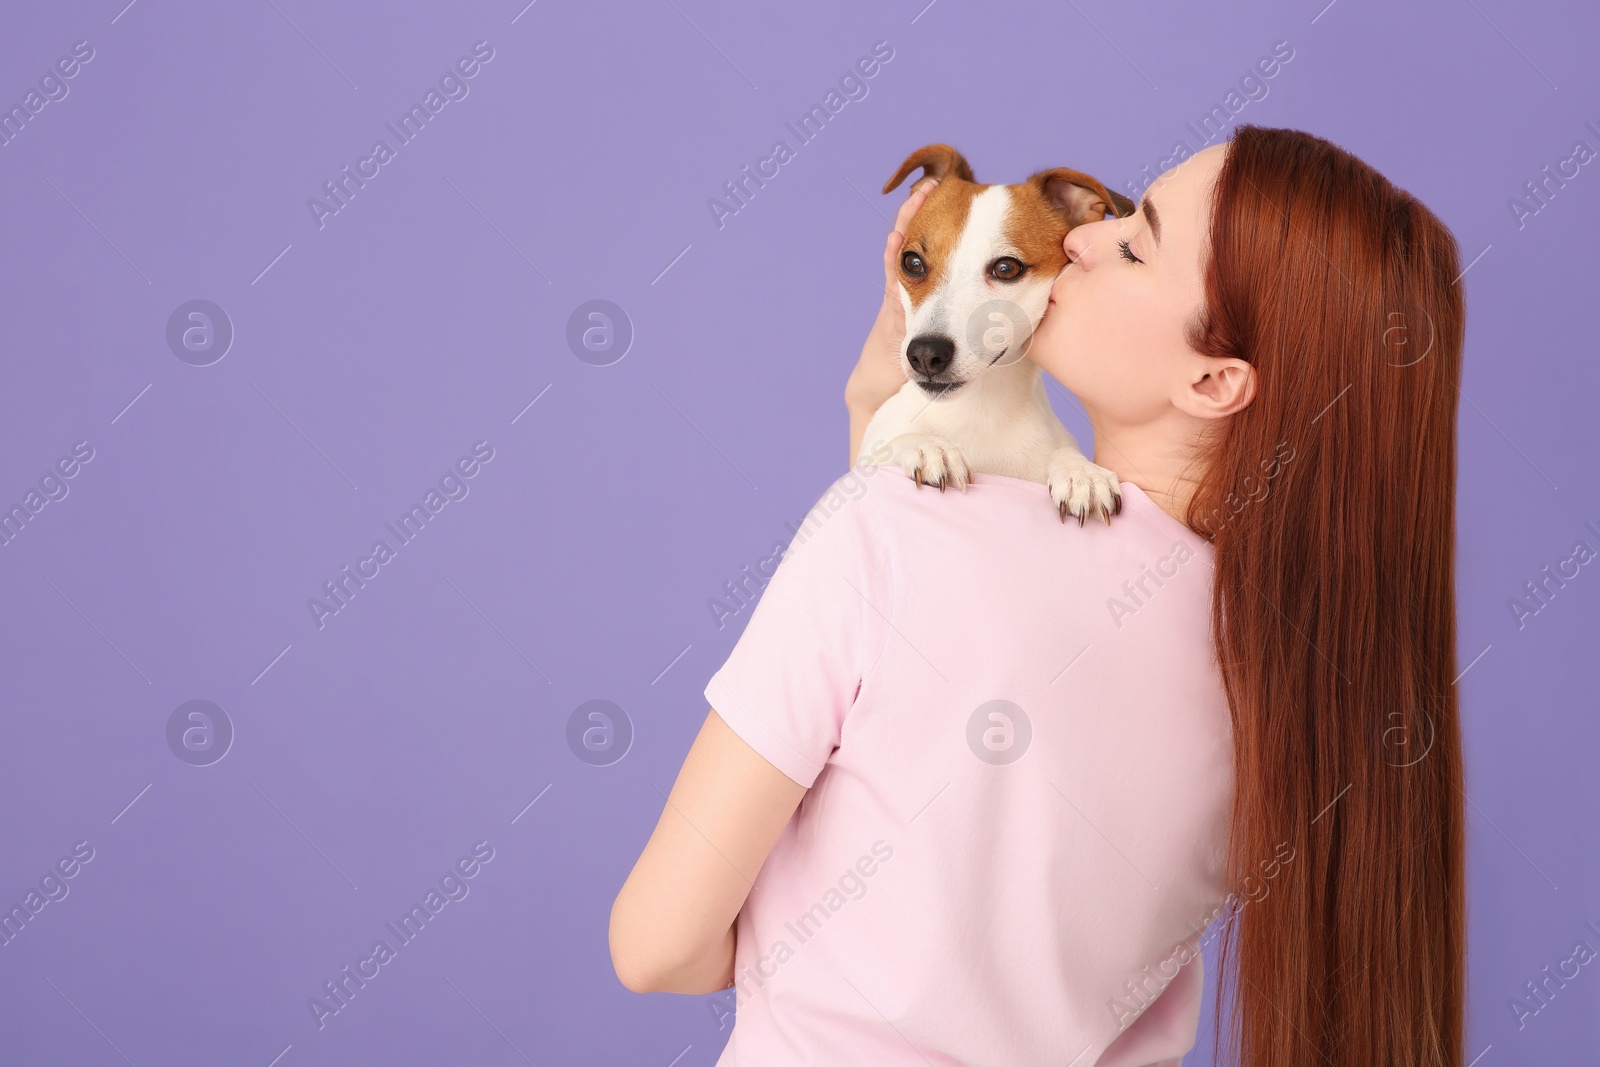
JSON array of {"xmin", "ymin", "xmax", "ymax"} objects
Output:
[
  {"xmin": 1004, "ymin": 186, "xmax": 1074, "ymax": 279},
  {"xmin": 898, "ymin": 180, "xmax": 983, "ymax": 310},
  {"xmin": 1008, "ymin": 168, "xmax": 1129, "ymax": 277}
]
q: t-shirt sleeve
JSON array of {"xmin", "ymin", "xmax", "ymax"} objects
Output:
[
  {"xmin": 1093, "ymin": 936, "xmax": 1206, "ymax": 1067},
  {"xmin": 703, "ymin": 474, "xmax": 893, "ymax": 789}
]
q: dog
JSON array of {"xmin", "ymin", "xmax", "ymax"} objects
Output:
[{"xmin": 857, "ymin": 144, "xmax": 1135, "ymax": 525}]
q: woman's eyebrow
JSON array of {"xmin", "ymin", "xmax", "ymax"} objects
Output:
[{"xmin": 1141, "ymin": 195, "xmax": 1161, "ymax": 246}]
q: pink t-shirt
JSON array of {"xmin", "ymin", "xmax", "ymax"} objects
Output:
[{"xmin": 703, "ymin": 464, "xmax": 1235, "ymax": 1067}]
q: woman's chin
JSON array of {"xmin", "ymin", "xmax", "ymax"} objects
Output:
[{"xmin": 1022, "ymin": 328, "xmax": 1063, "ymax": 373}]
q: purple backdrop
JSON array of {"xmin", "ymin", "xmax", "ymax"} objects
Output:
[{"xmin": 0, "ymin": 0, "xmax": 1596, "ymax": 1063}]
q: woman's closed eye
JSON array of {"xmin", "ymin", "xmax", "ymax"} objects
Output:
[{"xmin": 1117, "ymin": 238, "xmax": 1143, "ymax": 265}]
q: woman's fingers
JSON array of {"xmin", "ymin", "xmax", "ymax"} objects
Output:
[
  {"xmin": 882, "ymin": 179, "xmax": 937, "ymax": 298},
  {"xmin": 894, "ymin": 178, "xmax": 936, "ymax": 233}
]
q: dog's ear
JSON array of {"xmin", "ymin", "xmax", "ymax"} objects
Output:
[
  {"xmin": 1109, "ymin": 190, "xmax": 1137, "ymax": 218},
  {"xmin": 1029, "ymin": 167, "xmax": 1128, "ymax": 225},
  {"xmin": 883, "ymin": 144, "xmax": 975, "ymax": 195}
]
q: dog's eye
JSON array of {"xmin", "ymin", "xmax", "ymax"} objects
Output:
[
  {"xmin": 901, "ymin": 251, "xmax": 927, "ymax": 278},
  {"xmin": 988, "ymin": 257, "xmax": 1025, "ymax": 281}
]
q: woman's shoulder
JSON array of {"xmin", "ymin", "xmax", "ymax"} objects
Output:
[{"xmin": 819, "ymin": 465, "xmax": 1213, "ymax": 565}]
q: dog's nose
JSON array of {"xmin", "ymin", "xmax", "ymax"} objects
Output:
[{"xmin": 906, "ymin": 335, "xmax": 955, "ymax": 377}]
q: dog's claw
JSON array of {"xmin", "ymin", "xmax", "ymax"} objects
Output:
[
  {"xmin": 1046, "ymin": 449, "xmax": 1122, "ymax": 530},
  {"xmin": 887, "ymin": 433, "xmax": 972, "ymax": 498}
]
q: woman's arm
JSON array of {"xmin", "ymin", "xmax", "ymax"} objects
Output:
[
  {"xmin": 845, "ymin": 178, "xmax": 938, "ymax": 467},
  {"xmin": 609, "ymin": 709, "xmax": 806, "ymax": 994}
]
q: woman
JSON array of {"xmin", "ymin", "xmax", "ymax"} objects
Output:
[{"xmin": 611, "ymin": 124, "xmax": 1466, "ymax": 1066}]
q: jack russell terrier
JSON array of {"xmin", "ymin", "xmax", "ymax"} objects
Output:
[{"xmin": 857, "ymin": 144, "xmax": 1135, "ymax": 525}]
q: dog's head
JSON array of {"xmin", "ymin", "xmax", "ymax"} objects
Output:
[{"xmin": 883, "ymin": 144, "xmax": 1135, "ymax": 398}]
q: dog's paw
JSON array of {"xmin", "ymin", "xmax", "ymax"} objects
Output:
[
  {"xmin": 1046, "ymin": 449, "xmax": 1122, "ymax": 526},
  {"xmin": 887, "ymin": 433, "xmax": 972, "ymax": 493}
]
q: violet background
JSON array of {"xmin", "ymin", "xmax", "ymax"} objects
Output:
[{"xmin": 0, "ymin": 0, "xmax": 1596, "ymax": 1064}]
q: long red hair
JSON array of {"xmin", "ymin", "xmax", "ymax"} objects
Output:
[{"xmin": 1183, "ymin": 124, "xmax": 1466, "ymax": 1065}]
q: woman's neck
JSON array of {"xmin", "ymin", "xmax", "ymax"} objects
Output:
[{"xmin": 1088, "ymin": 412, "xmax": 1209, "ymax": 529}]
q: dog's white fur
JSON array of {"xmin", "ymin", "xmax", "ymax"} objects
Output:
[{"xmin": 856, "ymin": 185, "xmax": 1121, "ymax": 523}]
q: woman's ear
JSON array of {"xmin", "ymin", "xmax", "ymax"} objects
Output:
[{"xmin": 1177, "ymin": 357, "xmax": 1257, "ymax": 420}]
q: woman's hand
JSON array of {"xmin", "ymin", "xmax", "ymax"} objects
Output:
[{"xmin": 846, "ymin": 179, "xmax": 938, "ymax": 465}]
